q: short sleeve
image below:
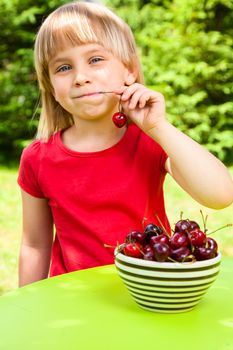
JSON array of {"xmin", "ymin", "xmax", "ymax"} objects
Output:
[
  {"xmin": 159, "ymin": 146, "xmax": 168, "ymax": 175},
  {"xmin": 144, "ymin": 130, "xmax": 168, "ymax": 175},
  {"xmin": 17, "ymin": 141, "xmax": 45, "ymax": 198}
]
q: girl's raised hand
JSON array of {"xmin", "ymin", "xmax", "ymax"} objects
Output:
[{"xmin": 114, "ymin": 84, "xmax": 166, "ymax": 134}]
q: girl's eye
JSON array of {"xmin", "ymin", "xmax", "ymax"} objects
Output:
[
  {"xmin": 89, "ymin": 57, "xmax": 103, "ymax": 64},
  {"xmin": 56, "ymin": 65, "xmax": 71, "ymax": 73}
]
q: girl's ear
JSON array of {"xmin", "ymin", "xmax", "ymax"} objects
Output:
[{"xmin": 124, "ymin": 65, "xmax": 138, "ymax": 86}]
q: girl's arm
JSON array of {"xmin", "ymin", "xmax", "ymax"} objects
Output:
[
  {"xmin": 150, "ymin": 120, "xmax": 233, "ymax": 209},
  {"xmin": 19, "ymin": 190, "xmax": 54, "ymax": 287},
  {"xmin": 117, "ymin": 84, "xmax": 233, "ymax": 209}
]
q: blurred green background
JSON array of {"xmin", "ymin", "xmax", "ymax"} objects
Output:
[
  {"xmin": 1, "ymin": 0, "xmax": 233, "ymax": 164},
  {"xmin": 0, "ymin": 0, "xmax": 233, "ymax": 295}
]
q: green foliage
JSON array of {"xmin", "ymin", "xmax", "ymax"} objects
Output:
[
  {"xmin": 0, "ymin": 0, "xmax": 233, "ymax": 164},
  {"xmin": 0, "ymin": 0, "xmax": 67, "ymax": 163},
  {"xmin": 107, "ymin": 0, "xmax": 233, "ymax": 164}
]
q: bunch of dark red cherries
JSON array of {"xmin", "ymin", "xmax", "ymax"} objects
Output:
[{"xmin": 119, "ymin": 217, "xmax": 220, "ymax": 262}]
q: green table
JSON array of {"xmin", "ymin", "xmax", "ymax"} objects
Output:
[{"xmin": 1, "ymin": 258, "xmax": 233, "ymax": 350}]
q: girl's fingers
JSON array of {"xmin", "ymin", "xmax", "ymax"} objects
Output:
[
  {"xmin": 133, "ymin": 90, "xmax": 154, "ymax": 109},
  {"xmin": 113, "ymin": 86, "xmax": 128, "ymax": 95},
  {"xmin": 122, "ymin": 84, "xmax": 156, "ymax": 109},
  {"xmin": 114, "ymin": 84, "xmax": 165, "ymax": 112},
  {"xmin": 120, "ymin": 83, "xmax": 142, "ymax": 101},
  {"xmin": 127, "ymin": 89, "xmax": 149, "ymax": 109}
]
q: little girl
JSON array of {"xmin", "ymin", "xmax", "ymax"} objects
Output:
[{"xmin": 18, "ymin": 1, "xmax": 233, "ymax": 286}]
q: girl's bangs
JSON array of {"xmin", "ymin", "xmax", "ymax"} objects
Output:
[
  {"xmin": 44, "ymin": 20, "xmax": 101, "ymax": 61},
  {"xmin": 38, "ymin": 9, "xmax": 133, "ymax": 67},
  {"xmin": 42, "ymin": 13, "xmax": 123, "ymax": 63}
]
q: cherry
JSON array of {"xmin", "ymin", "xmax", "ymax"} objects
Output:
[
  {"xmin": 142, "ymin": 245, "xmax": 155, "ymax": 261},
  {"xmin": 112, "ymin": 112, "xmax": 127, "ymax": 128},
  {"xmin": 170, "ymin": 232, "xmax": 189, "ymax": 249},
  {"xmin": 143, "ymin": 244, "xmax": 154, "ymax": 254},
  {"xmin": 144, "ymin": 223, "xmax": 163, "ymax": 235},
  {"xmin": 171, "ymin": 247, "xmax": 192, "ymax": 262},
  {"xmin": 189, "ymin": 220, "xmax": 200, "ymax": 231},
  {"xmin": 143, "ymin": 251, "xmax": 155, "ymax": 261},
  {"xmin": 194, "ymin": 246, "xmax": 216, "ymax": 261},
  {"xmin": 153, "ymin": 242, "xmax": 171, "ymax": 262},
  {"xmin": 144, "ymin": 224, "xmax": 163, "ymax": 243},
  {"xmin": 125, "ymin": 231, "xmax": 146, "ymax": 244},
  {"xmin": 206, "ymin": 237, "xmax": 218, "ymax": 253},
  {"xmin": 123, "ymin": 243, "xmax": 143, "ymax": 258},
  {"xmin": 189, "ymin": 229, "xmax": 206, "ymax": 247},
  {"xmin": 119, "ymin": 213, "xmax": 221, "ymax": 263},
  {"xmin": 174, "ymin": 219, "xmax": 191, "ymax": 233},
  {"xmin": 150, "ymin": 234, "xmax": 169, "ymax": 247}
]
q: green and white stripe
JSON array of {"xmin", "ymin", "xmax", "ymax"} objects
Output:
[{"xmin": 115, "ymin": 252, "xmax": 221, "ymax": 313}]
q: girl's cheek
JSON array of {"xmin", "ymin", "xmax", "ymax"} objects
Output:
[{"xmin": 97, "ymin": 67, "xmax": 125, "ymax": 86}]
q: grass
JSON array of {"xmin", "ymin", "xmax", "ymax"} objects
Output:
[
  {"xmin": 0, "ymin": 165, "xmax": 232, "ymax": 296},
  {"xmin": 164, "ymin": 171, "xmax": 233, "ymax": 255},
  {"xmin": 0, "ymin": 167, "xmax": 21, "ymax": 295}
]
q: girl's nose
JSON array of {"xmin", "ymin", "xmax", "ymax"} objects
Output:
[{"xmin": 74, "ymin": 69, "xmax": 91, "ymax": 86}]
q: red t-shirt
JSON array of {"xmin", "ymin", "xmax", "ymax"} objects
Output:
[{"xmin": 18, "ymin": 124, "xmax": 170, "ymax": 276}]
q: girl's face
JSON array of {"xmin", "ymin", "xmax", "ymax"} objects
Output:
[{"xmin": 48, "ymin": 43, "xmax": 135, "ymax": 122}]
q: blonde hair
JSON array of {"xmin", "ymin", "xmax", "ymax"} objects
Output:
[{"xmin": 34, "ymin": 1, "xmax": 144, "ymax": 140}]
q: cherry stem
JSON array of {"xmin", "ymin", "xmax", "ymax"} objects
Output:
[
  {"xmin": 200, "ymin": 210, "xmax": 208, "ymax": 233},
  {"xmin": 183, "ymin": 255, "xmax": 196, "ymax": 263},
  {"xmin": 139, "ymin": 247, "xmax": 145, "ymax": 256},
  {"xmin": 131, "ymin": 242, "xmax": 145, "ymax": 256},
  {"xmin": 155, "ymin": 214, "xmax": 170, "ymax": 236},
  {"xmin": 168, "ymin": 257, "xmax": 178, "ymax": 263},
  {"xmin": 142, "ymin": 217, "xmax": 148, "ymax": 230},
  {"xmin": 103, "ymin": 243, "xmax": 116, "ymax": 249},
  {"xmin": 207, "ymin": 223, "xmax": 233, "ymax": 235},
  {"xmin": 168, "ymin": 255, "xmax": 196, "ymax": 263},
  {"xmin": 99, "ymin": 91, "xmax": 122, "ymax": 95},
  {"xmin": 180, "ymin": 211, "xmax": 183, "ymax": 220}
]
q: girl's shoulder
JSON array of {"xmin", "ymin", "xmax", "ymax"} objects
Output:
[
  {"xmin": 18, "ymin": 132, "xmax": 60, "ymax": 198},
  {"xmin": 128, "ymin": 124, "xmax": 168, "ymax": 169},
  {"xmin": 129, "ymin": 123, "xmax": 164, "ymax": 151},
  {"xmin": 21, "ymin": 132, "xmax": 59, "ymax": 160}
]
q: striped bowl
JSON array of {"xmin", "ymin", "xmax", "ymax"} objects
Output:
[{"xmin": 114, "ymin": 248, "xmax": 221, "ymax": 313}]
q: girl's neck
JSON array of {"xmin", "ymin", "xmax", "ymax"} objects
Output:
[{"xmin": 62, "ymin": 119, "xmax": 127, "ymax": 153}]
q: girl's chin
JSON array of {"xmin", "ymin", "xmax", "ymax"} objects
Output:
[
  {"xmin": 72, "ymin": 113, "xmax": 115, "ymax": 123},
  {"xmin": 72, "ymin": 108, "xmax": 118, "ymax": 123}
]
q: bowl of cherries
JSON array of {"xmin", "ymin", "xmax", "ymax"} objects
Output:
[{"xmin": 114, "ymin": 214, "xmax": 227, "ymax": 313}]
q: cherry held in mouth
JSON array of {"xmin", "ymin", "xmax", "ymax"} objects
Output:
[{"xmin": 112, "ymin": 112, "xmax": 127, "ymax": 128}]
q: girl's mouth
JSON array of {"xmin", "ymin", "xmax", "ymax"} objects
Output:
[
  {"xmin": 75, "ymin": 91, "xmax": 119, "ymax": 99},
  {"xmin": 76, "ymin": 92, "xmax": 100, "ymax": 98}
]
